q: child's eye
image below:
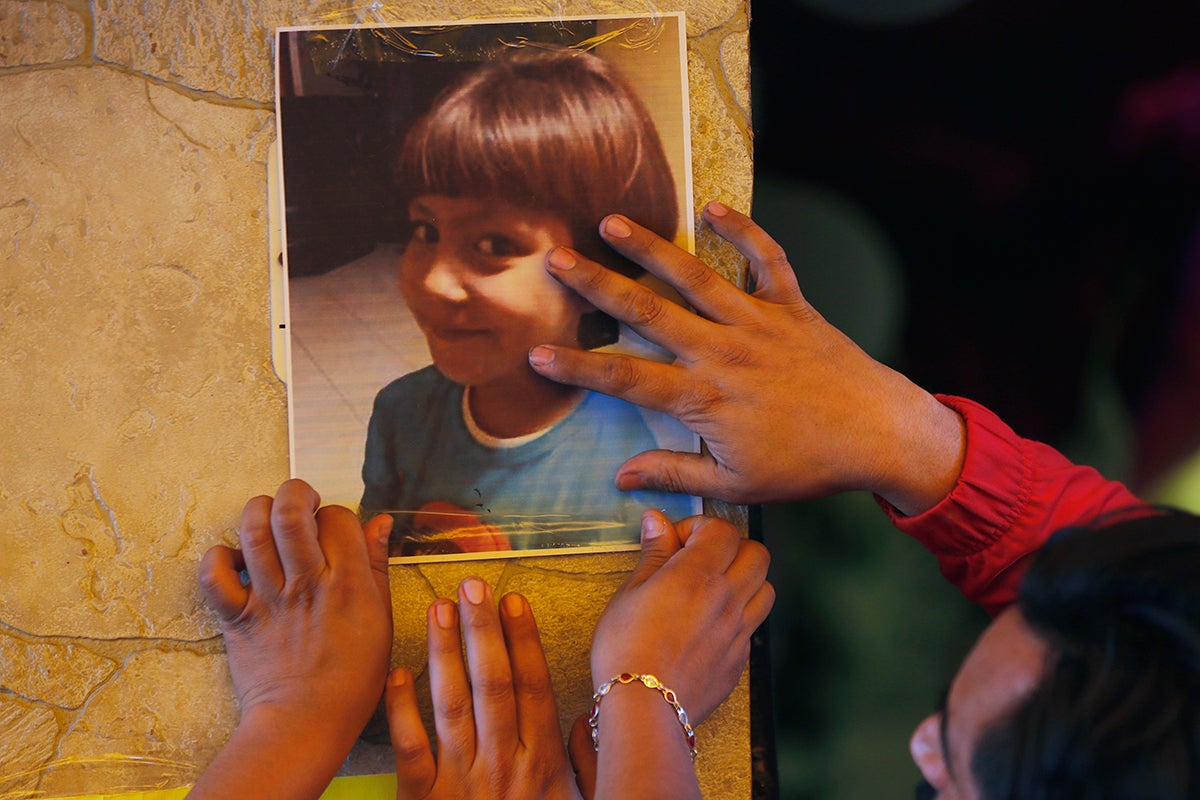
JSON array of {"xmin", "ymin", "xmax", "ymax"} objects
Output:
[
  {"xmin": 475, "ymin": 235, "xmax": 527, "ymax": 258},
  {"xmin": 409, "ymin": 221, "xmax": 438, "ymax": 245}
]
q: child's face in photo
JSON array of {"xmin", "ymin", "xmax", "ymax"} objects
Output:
[{"xmin": 399, "ymin": 194, "xmax": 589, "ymax": 388}]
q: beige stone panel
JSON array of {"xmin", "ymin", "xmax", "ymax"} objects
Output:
[
  {"xmin": 0, "ymin": 0, "xmax": 86, "ymax": 66},
  {"xmin": 89, "ymin": 0, "xmax": 736, "ymax": 104},
  {"xmin": 0, "ymin": 633, "xmax": 118, "ymax": 709},
  {"xmin": 387, "ymin": 553, "xmax": 634, "ymax": 676},
  {"xmin": 93, "ymin": 0, "xmax": 542, "ymax": 103},
  {"xmin": 387, "ymin": 564, "xmax": 439, "ymax": 674},
  {"xmin": 94, "ymin": 0, "xmax": 274, "ymax": 104},
  {"xmin": 683, "ymin": 0, "xmax": 742, "ymax": 36},
  {"xmin": 719, "ymin": 20, "xmax": 751, "ymax": 115},
  {"xmin": 502, "ymin": 564, "xmax": 616, "ymax": 727},
  {"xmin": 0, "ymin": 698, "xmax": 59, "ymax": 796},
  {"xmin": 47, "ymin": 649, "xmax": 237, "ymax": 794},
  {"xmin": 696, "ymin": 670, "xmax": 752, "ymax": 797},
  {"xmin": 0, "ymin": 66, "xmax": 288, "ymax": 641},
  {"xmin": 689, "ymin": 45, "xmax": 753, "ymax": 211}
]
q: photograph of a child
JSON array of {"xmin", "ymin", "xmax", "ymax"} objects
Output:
[{"xmin": 276, "ymin": 15, "xmax": 701, "ymax": 562}]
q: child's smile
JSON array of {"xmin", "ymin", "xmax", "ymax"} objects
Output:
[{"xmin": 399, "ymin": 194, "xmax": 590, "ymax": 391}]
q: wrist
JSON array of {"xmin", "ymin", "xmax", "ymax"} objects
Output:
[
  {"xmin": 873, "ymin": 386, "xmax": 966, "ymax": 516},
  {"xmin": 590, "ymin": 674, "xmax": 700, "ymax": 800},
  {"xmin": 190, "ymin": 703, "xmax": 357, "ymax": 799},
  {"xmin": 588, "ymin": 671, "xmax": 700, "ymax": 762}
]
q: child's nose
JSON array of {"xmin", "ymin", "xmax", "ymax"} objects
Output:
[{"xmin": 422, "ymin": 255, "xmax": 470, "ymax": 302}]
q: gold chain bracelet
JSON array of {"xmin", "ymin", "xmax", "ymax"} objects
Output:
[{"xmin": 588, "ymin": 672, "xmax": 698, "ymax": 762}]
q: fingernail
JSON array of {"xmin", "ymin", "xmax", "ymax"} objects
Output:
[
  {"xmin": 502, "ymin": 593, "xmax": 525, "ymax": 617},
  {"xmin": 547, "ymin": 246, "xmax": 577, "ymax": 270},
  {"xmin": 528, "ymin": 345, "xmax": 555, "ymax": 368},
  {"xmin": 461, "ymin": 577, "xmax": 487, "ymax": 605},
  {"xmin": 641, "ymin": 510, "xmax": 665, "ymax": 541},
  {"xmin": 615, "ymin": 471, "xmax": 642, "ymax": 491},
  {"xmin": 706, "ymin": 201, "xmax": 730, "ymax": 217},
  {"xmin": 434, "ymin": 599, "xmax": 456, "ymax": 629},
  {"xmin": 377, "ymin": 515, "xmax": 394, "ymax": 547},
  {"xmin": 603, "ymin": 215, "xmax": 632, "ymax": 238},
  {"xmin": 389, "ymin": 668, "xmax": 409, "ymax": 688}
]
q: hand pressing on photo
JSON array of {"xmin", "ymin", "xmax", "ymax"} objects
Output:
[
  {"xmin": 570, "ymin": 511, "xmax": 774, "ymax": 800},
  {"xmin": 189, "ymin": 479, "xmax": 394, "ymax": 799},
  {"xmin": 384, "ymin": 578, "xmax": 582, "ymax": 800}
]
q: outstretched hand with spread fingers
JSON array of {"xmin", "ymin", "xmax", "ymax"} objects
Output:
[{"xmin": 529, "ymin": 202, "xmax": 964, "ymax": 516}]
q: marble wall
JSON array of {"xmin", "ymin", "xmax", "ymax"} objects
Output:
[{"xmin": 0, "ymin": 1, "xmax": 753, "ymax": 796}]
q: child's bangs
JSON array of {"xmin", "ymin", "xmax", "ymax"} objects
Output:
[{"xmin": 399, "ymin": 103, "xmax": 564, "ymax": 213}]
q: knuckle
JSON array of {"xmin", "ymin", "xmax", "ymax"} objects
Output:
[
  {"xmin": 761, "ymin": 581, "xmax": 777, "ymax": 612},
  {"xmin": 599, "ymin": 354, "xmax": 642, "ymax": 393},
  {"xmin": 624, "ymin": 287, "xmax": 670, "ymax": 329},
  {"xmin": 196, "ymin": 555, "xmax": 224, "ymax": 595},
  {"xmin": 679, "ymin": 257, "xmax": 722, "ymax": 291},
  {"xmin": 238, "ymin": 523, "xmax": 274, "ymax": 556},
  {"xmin": 647, "ymin": 463, "xmax": 689, "ymax": 494},
  {"xmin": 314, "ymin": 503, "xmax": 352, "ymax": 527},
  {"xmin": 435, "ymin": 687, "xmax": 474, "ymax": 723},
  {"xmin": 693, "ymin": 515, "xmax": 739, "ymax": 539},
  {"xmin": 578, "ymin": 258, "xmax": 615, "ymax": 291},
  {"xmin": 270, "ymin": 503, "xmax": 311, "ymax": 539},
  {"xmin": 712, "ymin": 339, "xmax": 757, "ymax": 367},
  {"xmin": 786, "ymin": 296, "xmax": 826, "ymax": 326},
  {"xmin": 473, "ymin": 670, "xmax": 515, "ymax": 702},
  {"xmin": 758, "ymin": 546, "xmax": 773, "ymax": 575},
  {"xmin": 673, "ymin": 379, "xmax": 725, "ymax": 418},
  {"xmin": 694, "ymin": 571, "xmax": 733, "ymax": 607},
  {"xmin": 515, "ymin": 671, "xmax": 556, "ymax": 705},
  {"xmin": 757, "ymin": 237, "xmax": 791, "ymax": 271},
  {"xmin": 389, "ymin": 731, "xmax": 429, "ymax": 764}
]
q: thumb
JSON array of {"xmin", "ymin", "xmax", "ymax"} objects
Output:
[
  {"xmin": 616, "ymin": 450, "xmax": 725, "ymax": 500},
  {"xmin": 623, "ymin": 510, "xmax": 682, "ymax": 590},
  {"xmin": 197, "ymin": 544, "xmax": 249, "ymax": 622},
  {"xmin": 363, "ymin": 513, "xmax": 393, "ymax": 606},
  {"xmin": 568, "ymin": 713, "xmax": 597, "ymax": 800}
]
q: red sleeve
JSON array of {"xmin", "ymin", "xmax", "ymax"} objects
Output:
[{"xmin": 879, "ymin": 395, "xmax": 1151, "ymax": 616}]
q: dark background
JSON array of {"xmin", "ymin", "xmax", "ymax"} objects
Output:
[{"xmin": 748, "ymin": 1, "xmax": 1200, "ymax": 797}]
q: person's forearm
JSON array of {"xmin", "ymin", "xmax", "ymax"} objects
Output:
[
  {"xmin": 882, "ymin": 394, "xmax": 1151, "ymax": 614},
  {"xmin": 592, "ymin": 687, "xmax": 701, "ymax": 800},
  {"xmin": 188, "ymin": 705, "xmax": 353, "ymax": 800}
]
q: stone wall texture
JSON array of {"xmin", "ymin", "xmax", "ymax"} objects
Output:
[{"xmin": 0, "ymin": 0, "xmax": 754, "ymax": 796}]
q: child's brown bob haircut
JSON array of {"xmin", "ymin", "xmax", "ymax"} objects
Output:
[{"xmin": 395, "ymin": 45, "xmax": 680, "ymax": 280}]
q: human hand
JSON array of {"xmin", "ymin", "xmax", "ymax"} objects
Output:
[
  {"xmin": 591, "ymin": 511, "xmax": 773, "ymax": 723},
  {"xmin": 529, "ymin": 202, "xmax": 965, "ymax": 515},
  {"xmin": 567, "ymin": 511, "xmax": 773, "ymax": 799},
  {"xmin": 384, "ymin": 579, "xmax": 582, "ymax": 800},
  {"xmin": 190, "ymin": 479, "xmax": 394, "ymax": 799}
]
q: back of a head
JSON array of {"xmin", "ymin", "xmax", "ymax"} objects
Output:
[
  {"xmin": 973, "ymin": 510, "xmax": 1200, "ymax": 799},
  {"xmin": 396, "ymin": 45, "xmax": 679, "ymax": 277}
]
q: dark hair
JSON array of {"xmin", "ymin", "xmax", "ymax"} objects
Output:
[
  {"xmin": 396, "ymin": 46, "xmax": 679, "ymax": 278},
  {"xmin": 972, "ymin": 510, "xmax": 1200, "ymax": 799}
]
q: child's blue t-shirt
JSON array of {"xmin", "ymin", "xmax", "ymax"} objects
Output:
[{"xmin": 360, "ymin": 365, "xmax": 699, "ymax": 556}]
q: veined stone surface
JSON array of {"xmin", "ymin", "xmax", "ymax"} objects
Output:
[{"xmin": 0, "ymin": 1, "xmax": 755, "ymax": 796}]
